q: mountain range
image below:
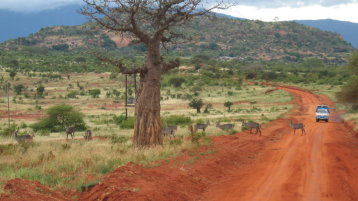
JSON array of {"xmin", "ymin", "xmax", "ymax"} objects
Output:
[
  {"xmin": 295, "ymin": 19, "xmax": 358, "ymax": 48},
  {"xmin": 0, "ymin": 5, "xmax": 356, "ymax": 72},
  {"xmin": 1, "ymin": 5, "xmax": 358, "ymax": 49}
]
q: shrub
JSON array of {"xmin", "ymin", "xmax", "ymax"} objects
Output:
[
  {"xmin": 111, "ymin": 135, "xmax": 128, "ymax": 144},
  {"xmin": 169, "ymin": 138, "xmax": 183, "ymax": 146},
  {"xmin": 52, "ymin": 44, "xmax": 69, "ymax": 51},
  {"xmin": 169, "ymin": 77, "xmax": 186, "ymax": 88},
  {"xmin": 14, "ymin": 84, "xmax": 25, "ymax": 95},
  {"xmin": 0, "ymin": 144, "xmax": 17, "ymax": 155},
  {"xmin": 79, "ymin": 180, "xmax": 100, "ymax": 192},
  {"xmin": 189, "ymin": 98, "xmax": 204, "ymax": 113},
  {"xmin": 112, "ymin": 115, "xmax": 126, "ymax": 125},
  {"xmin": 88, "ymin": 89, "xmax": 101, "ymax": 98},
  {"xmin": 36, "ymin": 85, "xmax": 45, "ymax": 98},
  {"xmin": 162, "ymin": 115, "xmax": 191, "ymax": 126},
  {"xmin": 119, "ymin": 117, "xmax": 135, "ymax": 129},
  {"xmin": 224, "ymin": 101, "xmax": 233, "ymax": 111},
  {"xmin": 37, "ymin": 130, "xmax": 50, "ymax": 136},
  {"xmin": 31, "ymin": 104, "xmax": 86, "ymax": 132},
  {"xmin": 66, "ymin": 91, "xmax": 78, "ymax": 99},
  {"xmin": 228, "ymin": 130, "xmax": 238, "ymax": 135},
  {"xmin": 0, "ymin": 124, "xmax": 17, "ymax": 137}
]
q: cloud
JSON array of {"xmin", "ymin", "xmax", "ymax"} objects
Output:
[
  {"xmin": 0, "ymin": 0, "xmax": 81, "ymax": 12},
  {"xmin": 236, "ymin": 0, "xmax": 358, "ymax": 8},
  {"xmin": 215, "ymin": 3, "xmax": 358, "ymax": 23}
]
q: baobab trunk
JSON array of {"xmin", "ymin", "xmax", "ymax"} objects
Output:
[{"xmin": 133, "ymin": 42, "xmax": 163, "ymax": 147}]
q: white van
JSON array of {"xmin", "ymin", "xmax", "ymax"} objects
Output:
[{"xmin": 316, "ymin": 105, "xmax": 330, "ymax": 122}]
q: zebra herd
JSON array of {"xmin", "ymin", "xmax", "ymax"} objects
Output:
[
  {"xmin": 12, "ymin": 119, "xmax": 305, "ymax": 143},
  {"xmin": 162, "ymin": 119, "xmax": 306, "ymax": 138},
  {"xmin": 65, "ymin": 127, "xmax": 93, "ymax": 140},
  {"xmin": 12, "ymin": 127, "xmax": 93, "ymax": 143},
  {"xmin": 162, "ymin": 120, "xmax": 262, "ymax": 137}
]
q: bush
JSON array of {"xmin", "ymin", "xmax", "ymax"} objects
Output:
[
  {"xmin": 111, "ymin": 135, "xmax": 128, "ymax": 144},
  {"xmin": 119, "ymin": 117, "xmax": 135, "ymax": 129},
  {"xmin": 79, "ymin": 180, "xmax": 100, "ymax": 192},
  {"xmin": 31, "ymin": 104, "xmax": 86, "ymax": 132},
  {"xmin": 224, "ymin": 101, "xmax": 233, "ymax": 111},
  {"xmin": 189, "ymin": 98, "xmax": 204, "ymax": 113},
  {"xmin": 0, "ymin": 144, "xmax": 18, "ymax": 155},
  {"xmin": 66, "ymin": 91, "xmax": 78, "ymax": 99},
  {"xmin": 0, "ymin": 124, "xmax": 17, "ymax": 137},
  {"xmin": 36, "ymin": 85, "xmax": 45, "ymax": 98},
  {"xmin": 88, "ymin": 89, "xmax": 101, "ymax": 98},
  {"xmin": 52, "ymin": 44, "xmax": 69, "ymax": 51},
  {"xmin": 112, "ymin": 115, "xmax": 126, "ymax": 125},
  {"xmin": 169, "ymin": 138, "xmax": 183, "ymax": 146},
  {"xmin": 162, "ymin": 115, "xmax": 191, "ymax": 126},
  {"xmin": 169, "ymin": 77, "xmax": 186, "ymax": 88},
  {"xmin": 191, "ymin": 132, "xmax": 206, "ymax": 143},
  {"xmin": 37, "ymin": 130, "xmax": 50, "ymax": 136}
]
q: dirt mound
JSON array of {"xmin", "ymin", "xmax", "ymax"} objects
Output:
[{"xmin": 0, "ymin": 178, "xmax": 72, "ymax": 201}]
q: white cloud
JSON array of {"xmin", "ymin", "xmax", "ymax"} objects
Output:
[
  {"xmin": 0, "ymin": 0, "xmax": 81, "ymax": 12},
  {"xmin": 215, "ymin": 3, "xmax": 358, "ymax": 23}
]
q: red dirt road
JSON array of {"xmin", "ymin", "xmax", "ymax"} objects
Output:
[
  {"xmin": 202, "ymin": 86, "xmax": 358, "ymax": 201},
  {"xmin": 1, "ymin": 86, "xmax": 358, "ymax": 201}
]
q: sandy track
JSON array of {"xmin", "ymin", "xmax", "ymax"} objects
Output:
[{"xmin": 202, "ymin": 86, "xmax": 358, "ymax": 201}]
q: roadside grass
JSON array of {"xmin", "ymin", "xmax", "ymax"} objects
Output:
[
  {"xmin": 294, "ymin": 83, "xmax": 341, "ymax": 102},
  {"xmin": 0, "ymin": 136, "xmax": 202, "ymax": 190},
  {"xmin": 0, "ymin": 72, "xmax": 293, "ymax": 191}
]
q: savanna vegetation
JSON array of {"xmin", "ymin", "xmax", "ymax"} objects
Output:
[
  {"xmin": 0, "ymin": 58, "xmax": 296, "ymax": 191},
  {"xmin": 0, "ymin": 0, "xmax": 357, "ymax": 195}
]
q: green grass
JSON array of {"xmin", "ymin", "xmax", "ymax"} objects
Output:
[{"xmin": 0, "ymin": 71, "xmax": 293, "ymax": 192}]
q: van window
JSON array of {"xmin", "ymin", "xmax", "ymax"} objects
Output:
[{"xmin": 317, "ymin": 109, "xmax": 328, "ymax": 113}]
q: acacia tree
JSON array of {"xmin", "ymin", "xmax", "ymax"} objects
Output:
[
  {"xmin": 224, "ymin": 101, "xmax": 233, "ymax": 111},
  {"xmin": 337, "ymin": 52, "xmax": 358, "ymax": 110},
  {"xmin": 81, "ymin": 0, "xmax": 235, "ymax": 147}
]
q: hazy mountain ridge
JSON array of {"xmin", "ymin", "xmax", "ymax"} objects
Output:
[{"xmin": 295, "ymin": 19, "xmax": 358, "ymax": 48}]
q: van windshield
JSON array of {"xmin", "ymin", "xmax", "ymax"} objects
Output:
[{"xmin": 317, "ymin": 109, "xmax": 328, "ymax": 113}]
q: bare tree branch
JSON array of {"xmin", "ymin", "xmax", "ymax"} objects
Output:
[
  {"xmin": 81, "ymin": 0, "xmax": 237, "ymax": 45},
  {"xmin": 94, "ymin": 53, "xmax": 147, "ymax": 75},
  {"xmin": 161, "ymin": 58, "xmax": 180, "ymax": 74}
]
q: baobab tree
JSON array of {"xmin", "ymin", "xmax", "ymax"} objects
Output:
[{"xmin": 81, "ymin": 0, "xmax": 236, "ymax": 147}]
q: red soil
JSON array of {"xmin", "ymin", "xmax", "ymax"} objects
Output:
[
  {"xmin": 0, "ymin": 179, "xmax": 71, "ymax": 201},
  {"xmin": 1, "ymin": 85, "xmax": 358, "ymax": 201}
]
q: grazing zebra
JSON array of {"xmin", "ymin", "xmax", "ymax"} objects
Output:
[{"xmin": 66, "ymin": 126, "xmax": 76, "ymax": 139}]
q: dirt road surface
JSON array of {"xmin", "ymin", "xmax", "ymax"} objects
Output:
[
  {"xmin": 202, "ymin": 86, "xmax": 358, "ymax": 201},
  {"xmin": 1, "ymin": 86, "xmax": 358, "ymax": 201}
]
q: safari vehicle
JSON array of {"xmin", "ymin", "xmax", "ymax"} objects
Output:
[{"xmin": 316, "ymin": 105, "xmax": 330, "ymax": 122}]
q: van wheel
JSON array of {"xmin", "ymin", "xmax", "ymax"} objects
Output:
[{"xmin": 316, "ymin": 119, "xmax": 319, "ymax": 122}]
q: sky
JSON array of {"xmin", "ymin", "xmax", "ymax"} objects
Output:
[{"xmin": 0, "ymin": 0, "xmax": 358, "ymax": 23}]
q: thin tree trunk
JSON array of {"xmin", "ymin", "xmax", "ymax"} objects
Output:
[
  {"xmin": 133, "ymin": 42, "xmax": 162, "ymax": 147},
  {"xmin": 7, "ymin": 83, "xmax": 10, "ymax": 128}
]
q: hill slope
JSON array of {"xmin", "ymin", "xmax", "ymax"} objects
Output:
[
  {"xmin": 0, "ymin": 16, "xmax": 354, "ymax": 71},
  {"xmin": 296, "ymin": 19, "xmax": 358, "ymax": 48}
]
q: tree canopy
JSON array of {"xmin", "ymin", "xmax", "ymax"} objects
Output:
[
  {"xmin": 31, "ymin": 104, "xmax": 86, "ymax": 132},
  {"xmin": 336, "ymin": 52, "xmax": 358, "ymax": 109},
  {"xmin": 80, "ymin": 0, "xmax": 236, "ymax": 147}
]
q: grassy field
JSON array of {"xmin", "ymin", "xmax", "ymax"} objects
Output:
[{"xmin": 0, "ymin": 70, "xmax": 293, "ymax": 191}]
